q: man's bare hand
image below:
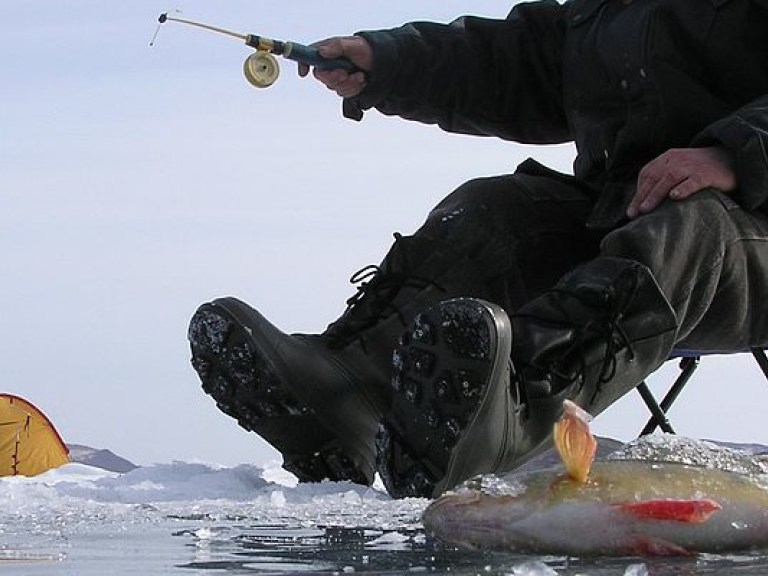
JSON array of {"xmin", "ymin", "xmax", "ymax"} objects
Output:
[
  {"xmin": 297, "ymin": 36, "xmax": 373, "ymax": 99},
  {"xmin": 627, "ymin": 147, "xmax": 737, "ymax": 219}
]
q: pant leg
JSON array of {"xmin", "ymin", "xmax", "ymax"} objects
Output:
[
  {"xmin": 601, "ymin": 189, "xmax": 768, "ymax": 351},
  {"xmin": 413, "ymin": 165, "xmax": 602, "ymax": 313}
]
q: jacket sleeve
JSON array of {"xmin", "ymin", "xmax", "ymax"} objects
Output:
[
  {"xmin": 344, "ymin": 1, "xmax": 571, "ymax": 145},
  {"xmin": 693, "ymin": 96, "xmax": 768, "ymax": 212}
]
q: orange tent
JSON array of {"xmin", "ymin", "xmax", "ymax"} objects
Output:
[{"xmin": 0, "ymin": 393, "xmax": 69, "ymax": 476}]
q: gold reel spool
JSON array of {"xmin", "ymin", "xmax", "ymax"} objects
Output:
[{"xmin": 243, "ymin": 51, "xmax": 280, "ymax": 88}]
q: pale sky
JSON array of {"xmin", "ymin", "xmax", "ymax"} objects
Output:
[{"xmin": 2, "ymin": 1, "xmax": 765, "ymax": 468}]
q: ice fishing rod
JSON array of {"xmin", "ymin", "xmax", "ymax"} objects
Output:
[{"xmin": 153, "ymin": 13, "xmax": 358, "ymax": 88}]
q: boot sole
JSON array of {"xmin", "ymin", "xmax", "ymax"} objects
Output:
[
  {"xmin": 188, "ymin": 301, "xmax": 371, "ymax": 485},
  {"xmin": 377, "ymin": 298, "xmax": 512, "ymax": 499}
]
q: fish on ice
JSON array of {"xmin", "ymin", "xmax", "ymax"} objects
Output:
[{"xmin": 423, "ymin": 400, "xmax": 768, "ymax": 556}]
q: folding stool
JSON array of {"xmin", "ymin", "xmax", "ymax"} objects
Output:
[{"xmin": 636, "ymin": 348, "xmax": 768, "ymax": 435}]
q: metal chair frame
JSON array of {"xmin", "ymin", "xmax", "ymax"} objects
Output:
[{"xmin": 636, "ymin": 348, "xmax": 768, "ymax": 436}]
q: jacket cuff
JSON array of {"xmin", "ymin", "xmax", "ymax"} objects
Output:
[{"xmin": 342, "ymin": 30, "xmax": 402, "ymax": 121}]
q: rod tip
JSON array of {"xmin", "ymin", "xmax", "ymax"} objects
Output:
[{"xmin": 158, "ymin": 13, "xmax": 168, "ymax": 24}]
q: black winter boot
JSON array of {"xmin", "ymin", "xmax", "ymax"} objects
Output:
[
  {"xmin": 378, "ymin": 257, "xmax": 678, "ymax": 498},
  {"xmin": 377, "ymin": 298, "xmax": 515, "ymax": 498},
  {"xmin": 188, "ymin": 233, "xmax": 486, "ymax": 485},
  {"xmin": 512, "ymin": 257, "xmax": 678, "ymax": 445}
]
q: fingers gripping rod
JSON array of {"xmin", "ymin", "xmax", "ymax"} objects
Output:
[{"xmin": 156, "ymin": 14, "xmax": 357, "ymax": 88}]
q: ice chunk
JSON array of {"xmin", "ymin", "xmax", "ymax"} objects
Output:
[
  {"xmin": 509, "ymin": 560, "xmax": 559, "ymax": 575},
  {"xmin": 606, "ymin": 435, "xmax": 768, "ymax": 476}
]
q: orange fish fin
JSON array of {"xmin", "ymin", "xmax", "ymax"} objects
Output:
[
  {"xmin": 553, "ymin": 399, "xmax": 597, "ymax": 483},
  {"xmin": 621, "ymin": 535, "xmax": 696, "ymax": 557},
  {"xmin": 617, "ymin": 499, "xmax": 722, "ymax": 524}
]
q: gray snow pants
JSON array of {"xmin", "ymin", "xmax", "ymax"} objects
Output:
[{"xmin": 414, "ymin": 160, "xmax": 768, "ymax": 354}]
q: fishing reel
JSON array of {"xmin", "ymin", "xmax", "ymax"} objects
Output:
[
  {"xmin": 154, "ymin": 13, "xmax": 357, "ymax": 90},
  {"xmin": 242, "ymin": 51, "xmax": 280, "ymax": 88}
]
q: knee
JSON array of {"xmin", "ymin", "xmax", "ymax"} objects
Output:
[
  {"xmin": 600, "ymin": 191, "xmax": 731, "ymax": 271},
  {"xmin": 427, "ymin": 175, "xmax": 521, "ymax": 220},
  {"xmin": 600, "ymin": 219, "xmax": 658, "ymax": 267}
]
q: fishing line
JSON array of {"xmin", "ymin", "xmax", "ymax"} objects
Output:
[{"xmin": 149, "ymin": 9, "xmax": 183, "ymax": 47}]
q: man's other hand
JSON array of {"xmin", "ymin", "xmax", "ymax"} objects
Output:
[{"xmin": 628, "ymin": 147, "xmax": 737, "ymax": 219}]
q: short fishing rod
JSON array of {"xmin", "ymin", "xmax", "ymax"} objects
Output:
[{"xmin": 153, "ymin": 13, "xmax": 358, "ymax": 88}]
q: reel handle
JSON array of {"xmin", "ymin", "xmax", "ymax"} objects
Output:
[{"xmin": 282, "ymin": 42, "xmax": 359, "ymax": 72}]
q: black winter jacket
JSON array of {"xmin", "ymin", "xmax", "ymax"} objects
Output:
[{"xmin": 346, "ymin": 0, "xmax": 768, "ymax": 228}]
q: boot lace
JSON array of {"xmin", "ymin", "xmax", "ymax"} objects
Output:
[
  {"xmin": 520, "ymin": 275, "xmax": 638, "ymax": 403},
  {"xmin": 325, "ymin": 234, "xmax": 445, "ymax": 350}
]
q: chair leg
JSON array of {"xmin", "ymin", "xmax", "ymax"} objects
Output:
[
  {"xmin": 637, "ymin": 350, "xmax": 766, "ymax": 437},
  {"xmin": 636, "ymin": 382, "xmax": 675, "ymax": 434},
  {"xmin": 751, "ymin": 348, "xmax": 768, "ymax": 380},
  {"xmin": 638, "ymin": 356, "xmax": 700, "ymax": 436}
]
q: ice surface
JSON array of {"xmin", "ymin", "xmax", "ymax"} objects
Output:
[
  {"xmin": 4, "ymin": 445, "xmax": 768, "ymax": 574},
  {"xmin": 0, "ymin": 460, "xmax": 431, "ymax": 575},
  {"xmin": 452, "ymin": 471, "xmax": 527, "ymax": 497},
  {"xmin": 606, "ymin": 434, "xmax": 768, "ymax": 476}
]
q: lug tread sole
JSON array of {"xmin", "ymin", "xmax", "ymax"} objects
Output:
[
  {"xmin": 377, "ymin": 299, "xmax": 499, "ymax": 498},
  {"xmin": 188, "ymin": 305, "xmax": 369, "ymax": 485}
]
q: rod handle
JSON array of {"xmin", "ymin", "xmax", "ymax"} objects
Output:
[{"xmin": 283, "ymin": 42, "xmax": 358, "ymax": 72}]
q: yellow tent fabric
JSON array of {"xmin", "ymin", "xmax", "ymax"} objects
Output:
[{"xmin": 0, "ymin": 394, "xmax": 69, "ymax": 476}]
